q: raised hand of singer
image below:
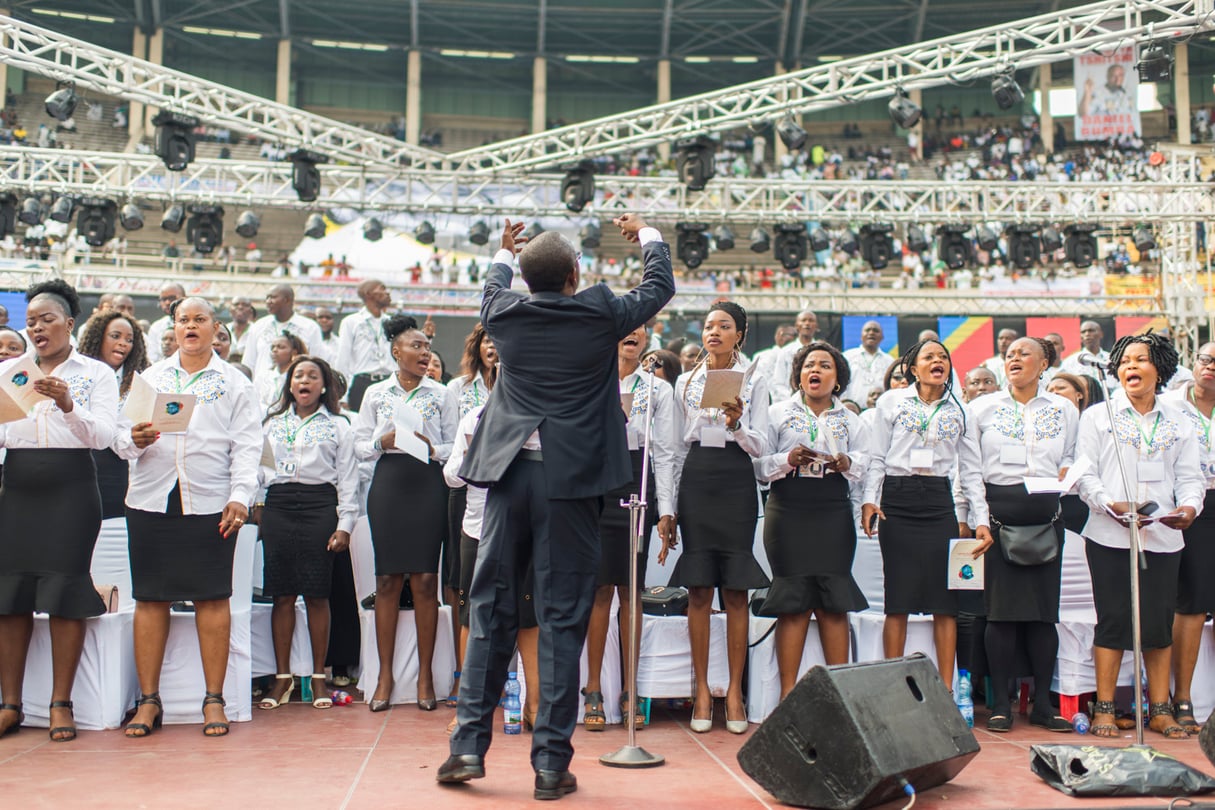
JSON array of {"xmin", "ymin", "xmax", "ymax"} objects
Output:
[
  {"xmin": 613, "ymin": 213, "xmax": 649, "ymax": 243},
  {"xmin": 219, "ymin": 501, "xmax": 249, "ymax": 539},
  {"xmin": 501, "ymin": 219, "xmax": 528, "ymax": 255},
  {"xmin": 130, "ymin": 421, "xmax": 160, "ymax": 449},
  {"xmin": 34, "ymin": 375, "xmax": 74, "ymax": 412}
]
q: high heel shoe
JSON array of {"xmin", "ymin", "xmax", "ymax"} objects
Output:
[
  {"xmin": 0, "ymin": 703, "xmax": 23, "ymax": 738},
  {"xmin": 259, "ymin": 674, "xmax": 294, "ymax": 710},
  {"xmin": 124, "ymin": 693, "xmax": 163, "ymax": 738},
  {"xmin": 724, "ymin": 700, "xmax": 748, "ymax": 735},
  {"xmin": 48, "ymin": 700, "xmax": 76, "ymax": 742},
  {"xmin": 202, "ymin": 692, "xmax": 229, "ymax": 737},
  {"xmin": 620, "ymin": 691, "xmax": 645, "ymax": 730},
  {"xmin": 311, "ymin": 675, "xmax": 332, "ymax": 709},
  {"xmin": 690, "ymin": 699, "xmax": 713, "ymax": 733}
]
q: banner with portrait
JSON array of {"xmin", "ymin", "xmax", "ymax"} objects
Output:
[{"xmin": 1074, "ymin": 46, "xmax": 1140, "ymax": 141}]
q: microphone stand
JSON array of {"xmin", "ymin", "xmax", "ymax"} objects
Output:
[
  {"xmin": 602, "ymin": 355, "xmax": 665, "ymax": 769},
  {"xmin": 1090, "ymin": 358, "xmax": 1147, "ymax": 745}
]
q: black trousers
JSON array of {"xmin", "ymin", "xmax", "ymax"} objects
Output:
[{"xmin": 449, "ymin": 456, "xmax": 601, "ymax": 772}]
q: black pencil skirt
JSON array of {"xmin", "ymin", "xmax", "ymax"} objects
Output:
[
  {"xmin": 597, "ymin": 449, "xmax": 656, "ymax": 587},
  {"xmin": 759, "ymin": 472, "xmax": 868, "ymax": 616},
  {"xmin": 668, "ymin": 442, "xmax": 769, "ymax": 591},
  {"xmin": 1178, "ymin": 489, "xmax": 1215, "ymax": 615},
  {"xmin": 127, "ymin": 483, "xmax": 236, "ymax": 602},
  {"xmin": 984, "ymin": 483, "xmax": 1065, "ymax": 623},
  {"xmin": 259, "ymin": 482, "xmax": 339, "ymax": 598},
  {"xmin": 1085, "ymin": 538, "xmax": 1180, "ymax": 650},
  {"xmin": 878, "ymin": 475, "xmax": 958, "ymax": 616},
  {"xmin": 0, "ymin": 449, "xmax": 104, "ymax": 619},
  {"xmin": 367, "ymin": 454, "xmax": 446, "ymax": 576}
]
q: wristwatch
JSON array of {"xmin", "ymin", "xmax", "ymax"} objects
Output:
[{"xmin": 725, "ymin": 422, "xmax": 739, "ymax": 433}]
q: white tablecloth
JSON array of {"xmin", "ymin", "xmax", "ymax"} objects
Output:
[{"xmin": 746, "ymin": 615, "xmax": 831, "ymax": 723}]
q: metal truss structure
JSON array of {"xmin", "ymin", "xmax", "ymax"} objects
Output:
[
  {"xmin": 2, "ymin": 145, "xmax": 1210, "ymax": 227},
  {"xmin": 1156, "ymin": 145, "xmax": 1209, "ymax": 361},
  {"xmin": 0, "ymin": 15, "xmax": 445, "ymax": 171},
  {"xmin": 445, "ymin": 0, "xmax": 1215, "ymax": 173}
]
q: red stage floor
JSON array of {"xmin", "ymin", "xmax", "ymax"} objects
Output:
[{"xmin": 1, "ymin": 700, "xmax": 1213, "ymax": 809}]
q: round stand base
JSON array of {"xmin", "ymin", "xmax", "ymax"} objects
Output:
[{"xmin": 600, "ymin": 745, "xmax": 665, "ymax": 768}]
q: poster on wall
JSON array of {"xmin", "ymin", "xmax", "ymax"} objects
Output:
[{"xmin": 1074, "ymin": 46, "xmax": 1140, "ymax": 141}]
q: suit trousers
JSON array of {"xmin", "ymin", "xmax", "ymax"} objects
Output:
[{"xmin": 450, "ymin": 456, "xmax": 601, "ymax": 772}]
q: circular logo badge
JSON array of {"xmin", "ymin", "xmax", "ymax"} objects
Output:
[
  {"xmin": 11, "ymin": 372, "xmax": 28, "ymax": 387},
  {"xmin": 165, "ymin": 401, "xmax": 182, "ymax": 416},
  {"xmin": 959, "ymin": 564, "xmax": 974, "ymax": 581}
]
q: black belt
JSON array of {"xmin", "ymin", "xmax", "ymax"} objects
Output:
[
  {"xmin": 352, "ymin": 372, "xmax": 390, "ymax": 381},
  {"xmin": 518, "ymin": 449, "xmax": 543, "ymax": 462}
]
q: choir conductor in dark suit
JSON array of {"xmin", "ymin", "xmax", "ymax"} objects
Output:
[{"xmin": 439, "ymin": 215, "xmax": 675, "ymax": 800}]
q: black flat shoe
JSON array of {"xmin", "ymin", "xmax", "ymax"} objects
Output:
[
  {"xmin": 124, "ymin": 693, "xmax": 163, "ymax": 738},
  {"xmin": 0, "ymin": 703, "xmax": 23, "ymax": 738},
  {"xmin": 1030, "ymin": 713, "xmax": 1074, "ymax": 733},
  {"xmin": 436, "ymin": 753, "xmax": 485, "ymax": 784},
  {"xmin": 48, "ymin": 700, "xmax": 76, "ymax": 742},
  {"xmin": 987, "ymin": 714, "xmax": 1012, "ymax": 733},
  {"xmin": 534, "ymin": 769, "xmax": 577, "ymax": 801}
]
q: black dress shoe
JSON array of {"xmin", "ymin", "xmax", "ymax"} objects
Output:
[
  {"xmin": 436, "ymin": 754, "xmax": 485, "ymax": 784},
  {"xmin": 534, "ymin": 769, "xmax": 577, "ymax": 800}
]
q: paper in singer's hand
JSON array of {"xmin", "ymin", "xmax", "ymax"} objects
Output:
[
  {"xmin": 700, "ymin": 369, "xmax": 745, "ymax": 409},
  {"xmin": 1023, "ymin": 456, "xmax": 1092, "ymax": 494},
  {"xmin": 620, "ymin": 391, "xmax": 634, "ymax": 418},
  {"xmin": 0, "ymin": 355, "xmax": 48, "ymax": 412},
  {"xmin": 122, "ymin": 374, "xmax": 197, "ymax": 432},
  {"xmin": 391, "ymin": 400, "xmax": 430, "ymax": 464},
  {"xmin": 0, "ymin": 388, "xmax": 28, "ymax": 424},
  {"xmin": 947, "ymin": 539, "xmax": 985, "ymax": 590},
  {"xmin": 1102, "ymin": 503, "xmax": 1166, "ymax": 526}
]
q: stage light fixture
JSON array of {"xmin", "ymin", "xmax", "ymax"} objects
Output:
[
  {"xmin": 579, "ymin": 221, "xmax": 601, "ymax": 250},
  {"xmin": 773, "ymin": 223, "xmax": 809, "ymax": 271},
  {"xmin": 413, "ymin": 220, "xmax": 435, "ymax": 244},
  {"xmin": 161, "ymin": 204, "xmax": 185, "ymax": 233},
  {"xmin": 1133, "ymin": 226, "xmax": 1157, "ymax": 253},
  {"xmin": 859, "ymin": 223, "xmax": 894, "ymax": 269},
  {"xmin": 49, "ymin": 196, "xmax": 74, "ymax": 223},
  {"xmin": 362, "ymin": 217, "xmax": 383, "ymax": 242},
  {"xmin": 152, "ymin": 111, "xmax": 199, "ymax": 171},
  {"xmin": 675, "ymin": 222, "xmax": 710, "ymax": 269},
  {"xmin": 77, "ymin": 197, "xmax": 117, "ymax": 247},
  {"xmin": 523, "ymin": 222, "xmax": 544, "ymax": 242},
  {"xmin": 1041, "ymin": 225, "xmax": 1063, "ymax": 253},
  {"xmin": 290, "ymin": 149, "xmax": 329, "ymax": 203},
  {"xmin": 906, "ymin": 224, "xmax": 930, "ymax": 253},
  {"xmin": 809, "ymin": 227, "xmax": 831, "ymax": 253},
  {"xmin": 675, "ymin": 136, "xmax": 716, "ymax": 191},
  {"xmin": 468, "ymin": 220, "xmax": 490, "ymax": 246},
  {"xmin": 748, "ymin": 227, "xmax": 770, "ymax": 253},
  {"xmin": 837, "ymin": 229, "xmax": 859, "ymax": 254},
  {"xmin": 560, "ymin": 161, "xmax": 595, "ymax": 213},
  {"xmin": 888, "ymin": 87, "xmax": 921, "ymax": 129},
  {"xmin": 1005, "ymin": 223, "xmax": 1041, "ymax": 270},
  {"xmin": 119, "ymin": 203, "xmax": 144, "ymax": 231},
  {"xmin": 714, "ymin": 225, "xmax": 735, "ymax": 251},
  {"xmin": 0, "ymin": 194, "xmax": 15, "ymax": 239},
  {"xmin": 776, "ymin": 116, "xmax": 807, "ymax": 151},
  {"xmin": 18, "ymin": 197, "xmax": 41, "ymax": 227},
  {"xmin": 1137, "ymin": 42, "xmax": 1173, "ymax": 82},
  {"xmin": 305, "ymin": 213, "xmax": 327, "ymax": 240},
  {"xmin": 991, "ymin": 69, "xmax": 1024, "ymax": 111},
  {"xmin": 186, "ymin": 204, "xmax": 223, "ymax": 253},
  {"xmin": 936, "ymin": 224, "xmax": 972, "ymax": 270},
  {"xmin": 1064, "ymin": 223, "xmax": 1099, "ymax": 268},
  {"xmin": 975, "ymin": 225, "xmax": 999, "ymax": 252},
  {"xmin": 44, "ymin": 82, "xmax": 78, "ymax": 122},
  {"xmin": 235, "ymin": 210, "xmax": 260, "ymax": 239}
]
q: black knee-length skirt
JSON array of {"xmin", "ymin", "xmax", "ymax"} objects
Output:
[
  {"xmin": 260, "ymin": 482, "xmax": 339, "ymax": 598},
  {"xmin": 1086, "ymin": 538, "xmax": 1180, "ymax": 650},
  {"xmin": 127, "ymin": 483, "xmax": 236, "ymax": 602},
  {"xmin": 760, "ymin": 472, "xmax": 867, "ymax": 616},
  {"xmin": 985, "ymin": 483, "xmax": 1064, "ymax": 623},
  {"xmin": 0, "ymin": 448, "xmax": 104, "ymax": 618},
  {"xmin": 1178, "ymin": 488, "xmax": 1215, "ymax": 615},
  {"xmin": 878, "ymin": 475, "xmax": 958, "ymax": 616},
  {"xmin": 92, "ymin": 447, "xmax": 129, "ymax": 521},
  {"xmin": 367, "ymin": 454, "xmax": 447, "ymax": 576},
  {"xmin": 669, "ymin": 442, "xmax": 769, "ymax": 591},
  {"xmin": 597, "ymin": 448, "xmax": 656, "ymax": 587}
]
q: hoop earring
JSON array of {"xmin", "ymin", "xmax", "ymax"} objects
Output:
[{"xmin": 834, "ymin": 383, "xmax": 842, "ymax": 393}]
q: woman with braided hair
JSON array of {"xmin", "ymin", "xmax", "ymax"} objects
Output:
[{"xmin": 1076, "ymin": 331, "xmax": 1203, "ymax": 739}]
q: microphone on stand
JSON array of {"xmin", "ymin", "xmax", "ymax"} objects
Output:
[{"xmin": 1077, "ymin": 353, "xmax": 1108, "ymax": 369}]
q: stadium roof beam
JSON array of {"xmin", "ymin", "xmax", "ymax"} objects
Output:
[
  {"xmin": 443, "ymin": 0, "xmax": 1215, "ymax": 173},
  {"xmin": 278, "ymin": 0, "xmax": 290, "ymax": 39}
]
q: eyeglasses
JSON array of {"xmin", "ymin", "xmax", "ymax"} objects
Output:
[{"xmin": 1197, "ymin": 355, "xmax": 1215, "ymax": 367}]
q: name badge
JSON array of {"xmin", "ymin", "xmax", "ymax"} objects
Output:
[
  {"xmin": 627, "ymin": 427, "xmax": 640, "ymax": 451},
  {"xmin": 909, "ymin": 447, "xmax": 934, "ymax": 470},
  {"xmin": 275, "ymin": 446, "xmax": 298, "ymax": 477},
  {"xmin": 1138, "ymin": 460, "xmax": 1165, "ymax": 483},
  {"xmin": 1000, "ymin": 444, "xmax": 1028, "ymax": 465},
  {"xmin": 700, "ymin": 425, "xmax": 728, "ymax": 448},
  {"xmin": 798, "ymin": 461, "xmax": 825, "ymax": 478}
]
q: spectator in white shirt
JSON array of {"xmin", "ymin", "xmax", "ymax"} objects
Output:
[
  {"xmin": 311, "ymin": 307, "xmax": 339, "ymax": 368},
  {"xmin": 146, "ymin": 282, "xmax": 184, "ymax": 363},
  {"xmin": 336, "ymin": 280, "xmax": 394, "ymax": 410},
  {"xmin": 752, "ymin": 324, "xmax": 797, "ymax": 399},
  {"xmin": 842, "ymin": 321, "xmax": 895, "ymax": 404},
  {"xmin": 963, "ymin": 366, "xmax": 999, "ymax": 403},
  {"xmin": 772, "ymin": 310, "xmax": 819, "ymax": 398},
  {"xmin": 242, "ymin": 285, "xmax": 324, "ymax": 381},
  {"xmin": 981, "ymin": 328, "xmax": 1019, "ymax": 387}
]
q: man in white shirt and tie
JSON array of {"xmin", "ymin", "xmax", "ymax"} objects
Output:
[
  {"xmin": 843, "ymin": 320, "xmax": 894, "ymax": 403},
  {"xmin": 146, "ymin": 282, "xmax": 184, "ymax": 362},
  {"xmin": 241, "ymin": 284, "xmax": 324, "ymax": 381},
  {"xmin": 336, "ymin": 279, "xmax": 395, "ymax": 411},
  {"xmin": 981, "ymin": 328, "xmax": 1018, "ymax": 387}
]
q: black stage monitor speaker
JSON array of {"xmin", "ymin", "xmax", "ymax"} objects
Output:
[{"xmin": 737, "ymin": 654, "xmax": 979, "ymax": 810}]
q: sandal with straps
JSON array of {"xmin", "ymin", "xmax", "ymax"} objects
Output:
[
  {"xmin": 259, "ymin": 674, "xmax": 294, "ymax": 710},
  {"xmin": 202, "ymin": 692, "xmax": 230, "ymax": 737},
  {"xmin": 1174, "ymin": 699, "xmax": 1202, "ymax": 734},
  {"xmin": 311, "ymin": 675, "xmax": 332, "ymax": 709},
  {"xmin": 581, "ymin": 688, "xmax": 606, "ymax": 731},
  {"xmin": 1149, "ymin": 702, "xmax": 1189, "ymax": 739},
  {"xmin": 1089, "ymin": 700, "xmax": 1120, "ymax": 738},
  {"xmin": 620, "ymin": 691, "xmax": 645, "ymax": 730},
  {"xmin": 48, "ymin": 700, "xmax": 76, "ymax": 743},
  {"xmin": 124, "ymin": 693, "xmax": 163, "ymax": 738},
  {"xmin": 0, "ymin": 702, "xmax": 23, "ymax": 738}
]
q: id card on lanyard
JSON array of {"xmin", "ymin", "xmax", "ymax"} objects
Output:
[
  {"xmin": 911, "ymin": 399, "xmax": 944, "ymax": 471},
  {"xmin": 1135, "ymin": 411, "xmax": 1164, "ymax": 486}
]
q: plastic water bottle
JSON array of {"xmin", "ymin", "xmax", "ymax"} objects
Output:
[
  {"xmin": 300, "ymin": 675, "xmax": 313, "ymax": 704},
  {"xmin": 331, "ymin": 690, "xmax": 352, "ymax": 706},
  {"xmin": 1071, "ymin": 712, "xmax": 1090, "ymax": 734},
  {"xmin": 503, "ymin": 672, "xmax": 522, "ymax": 735},
  {"xmin": 956, "ymin": 669, "xmax": 974, "ymax": 728}
]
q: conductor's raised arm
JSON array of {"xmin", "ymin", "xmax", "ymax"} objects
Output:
[
  {"xmin": 609, "ymin": 213, "xmax": 676, "ymax": 338},
  {"xmin": 480, "ymin": 219, "xmax": 529, "ymax": 321}
]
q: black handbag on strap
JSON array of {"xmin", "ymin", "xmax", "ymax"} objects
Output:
[
  {"xmin": 640, "ymin": 586, "xmax": 688, "ymax": 616},
  {"xmin": 993, "ymin": 511, "xmax": 1061, "ymax": 566}
]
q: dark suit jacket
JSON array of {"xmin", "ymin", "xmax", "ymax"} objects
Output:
[{"xmin": 460, "ymin": 239, "xmax": 675, "ymax": 499}]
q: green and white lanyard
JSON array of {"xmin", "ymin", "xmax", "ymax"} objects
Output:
[
  {"xmin": 171, "ymin": 368, "xmax": 207, "ymax": 393},
  {"xmin": 916, "ymin": 399, "xmax": 946, "ymax": 443},
  {"xmin": 1189, "ymin": 387, "xmax": 1212, "ymax": 450},
  {"xmin": 282, "ymin": 411, "xmax": 322, "ymax": 446}
]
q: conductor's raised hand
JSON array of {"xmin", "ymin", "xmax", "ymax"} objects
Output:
[
  {"xmin": 613, "ymin": 213, "xmax": 649, "ymax": 243},
  {"xmin": 131, "ymin": 421, "xmax": 160, "ymax": 449},
  {"xmin": 501, "ymin": 219, "xmax": 528, "ymax": 255}
]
